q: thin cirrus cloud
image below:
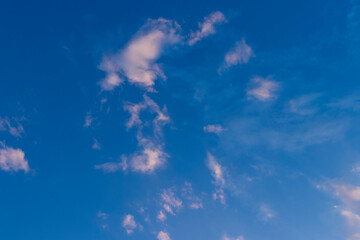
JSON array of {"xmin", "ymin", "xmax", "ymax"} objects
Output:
[
  {"xmin": 258, "ymin": 204, "xmax": 277, "ymax": 222},
  {"xmin": 246, "ymin": 76, "xmax": 279, "ymax": 102},
  {"xmin": 188, "ymin": 11, "xmax": 226, "ymax": 45},
  {"xmin": 317, "ymin": 181, "xmax": 360, "ymax": 239},
  {"xmin": 219, "ymin": 39, "xmax": 255, "ymax": 72},
  {"xmin": 0, "ymin": 145, "xmax": 30, "ymax": 173},
  {"xmin": 207, "ymin": 152, "xmax": 226, "ymax": 204},
  {"xmin": 203, "ymin": 124, "xmax": 226, "ymax": 134},
  {"xmin": 95, "ymin": 144, "xmax": 168, "ymax": 174},
  {"xmin": 161, "ymin": 188, "xmax": 183, "ymax": 215},
  {"xmin": 99, "ymin": 18, "xmax": 181, "ymax": 91},
  {"xmin": 95, "ymin": 95, "xmax": 170, "ymax": 174},
  {"xmin": 0, "ymin": 117, "xmax": 24, "ymax": 137},
  {"xmin": 122, "ymin": 214, "xmax": 137, "ymax": 234}
]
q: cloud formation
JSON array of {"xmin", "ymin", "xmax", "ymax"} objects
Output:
[
  {"xmin": 157, "ymin": 231, "xmax": 171, "ymax": 240},
  {"xmin": 122, "ymin": 214, "xmax": 137, "ymax": 234},
  {"xmin": 0, "ymin": 117, "xmax": 24, "ymax": 137},
  {"xmin": 223, "ymin": 235, "xmax": 245, "ymax": 240},
  {"xmin": 188, "ymin": 11, "xmax": 226, "ymax": 45},
  {"xmin": 0, "ymin": 145, "xmax": 30, "ymax": 173},
  {"xmin": 247, "ymin": 76, "xmax": 279, "ymax": 102},
  {"xmin": 207, "ymin": 153, "xmax": 226, "ymax": 204},
  {"xmin": 99, "ymin": 18, "xmax": 181, "ymax": 90},
  {"xmin": 204, "ymin": 124, "xmax": 225, "ymax": 134},
  {"xmin": 220, "ymin": 39, "xmax": 254, "ymax": 71}
]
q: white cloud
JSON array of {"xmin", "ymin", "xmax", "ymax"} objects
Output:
[
  {"xmin": 247, "ymin": 76, "xmax": 279, "ymax": 102},
  {"xmin": 223, "ymin": 234, "xmax": 245, "ymax": 240},
  {"xmin": 122, "ymin": 214, "xmax": 137, "ymax": 234},
  {"xmin": 259, "ymin": 204, "xmax": 276, "ymax": 221},
  {"xmin": 124, "ymin": 94, "xmax": 170, "ymax": 133},
  {"xmin": 188, "ymin": 11, "xmax": 226, "ymax": 45},
  {"xmin": 288, "ymin": 94, "xmax": 320, "ymax": 115},
  {"xmin": 204, "ymin": 124, "xmax": 225, "ymax": 134},
  {"xmin": 332, "ymin": 184, "xmax": 360, "ymax": 203},
  {"xmin": 157, "ymin": 210, "xmax": 166, "ymax": 222},
  {"xmin": 97, "ymin": 211, "xmax": 108, "ymax": 219},
  {"xmin": 207, "ymin": 153, "xmax": 226, "ymax": 204},
  {"xmin": 99, "ymin": 18, "xmax": 181, "ymax": 90},
  {"xmin": 95, "ymin": 157, "xmax": 127, "ymax": 173},
  {"xmin": 92, "ymin": 138, "xmax": 101, "ymax": 150},
  {"xmin": 207, "ymin": 152, "xmax": 225, "ymax": 186},
  {"xmin": 220, "ymin": 39, "xmax": 254, "ymax": 71},
  {"xmin": 0, "ymin": 146, "xmax": 30, "ymax": 173},
  {"xmin": 161, "ymin": 188, "xmax": 183, "ymax": 214},
  {"xmin": 189, "ymin": 202, "xmax": 203, "ymax": 209},
  {"xmin": 0, "ymin": 117, "xmax": 24, "ymax": 137},
  {"xmin": 212, "ymin": 188, "xmax": 226, "ymax": 205},
  {"xmin": 83, "ymin": 112, "xmax": 93, "ymax": 127},
  {"xmin": 99, "ymin": 72, "xmax": 123, "ymax": 91},
  {"xmin": 341, "ymin": 210, "xmax": 360, "ymax": 227},
  {"xmin": 157, "ymin": 231, "xmax": 171, "ymax": 240},
  {"xmin": 130, "ymin": 145, "xmax": 168, "ymax": 173}
]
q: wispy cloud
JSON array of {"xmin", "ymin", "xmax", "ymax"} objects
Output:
[
  {"xmin": 0, "ymin": 145, "xmax": 30, "ymax": 173},
  {"xmin": 122, "ymin": 214, "xmax": 137, "ymax": 234},
  {"xmin": 92, "ymin": 138, "xmax": 101, "ymax": 150},
  {"xmin": 157, "ymin": 231, "xmax": 171, "ymax": 240},
  {"xmin": 124, "ymin": 94, "xmax": 170, "ymax": 134},
  {"xmin": 188, "ymin": 11, "xmax": 226, "ymax": 45},
  {"xmin": 259, "ymin": 204, "xmax": 277, "ymax": 222},
  {"xmin": 203, "ymin": 124, "xmax": 226, "ymax": 134},
  {"xmin": 161, "ymin": 188, "xmax": 183, "ymax": 215},
  {"xmin": 317, "ymin": 180, "xmax": 360, "ymax": 239},
  {"xmin": 246, "ymin": 76, "xmax": 279, "ymax": 102},
  {"xmin": 83, "ymin": 112, "xmax": 93, "ymax": 128},
  {"xmin": 288, "ymin": 94, "xmax": 320, "ymax": 115},
  {"xmin": 95, "ymin": 156, "xmax": 127, "ymax": 173},
  {"xmin": 129, "ymin": 145, "xmax": 168, "ymax": 173},
  {"xmin": 207, "ymin": 152, "xmax": 226, "ymax": 204},
  {"xmin": 0, "ymin": 117, "xmax": 24, "ymax": 137},
  {"xmin": 219, "ymin": 39, "xmax": 254, "ymax": 71},
  {"xmin": 99, "ymin": 18, "xmax": 181, "ymax": 90},
  {"xmin": 157, "ymin": 210, "xmax": 166, "ymax": 222},
  {"xmin": 222, "ymin": 234, "xmax": 245, "ymax": 240}
]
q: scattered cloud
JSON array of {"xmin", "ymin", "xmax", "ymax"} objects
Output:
[
  {"xmin": 246, "ymin": 76, "xmax": 279, "ymax": 102},
  {"xmin": 219, "ymin": 39, "xmax": 254, "ymax": 71},
  {"xmin": 99, "ymin": 72, "xmax": 123, "ymax": 91},
  {"xmin": 129, "ymin": 145, "xmax": 168, "ymax": 173},
  {"xmin": 204, "ymin": 124, "xmax": 226, "ymax": 134},
  {"xmin": 317, "ymin": 180, "xmax": 360, "ymax": 239},
  {"xmin": 0, "ymin": 117, "xmax": 24, "ymax": 137},
  {"xmin": 207, "ymin": 152, "xmax": 225, "ymax": 186},
  {"xmin": 223, "ymin": 234, "xmax": 245, "ymax": 240},
  {"xmin": 161, "ymin": 188, "xmax": 183, "ymax": 215},
  {"xmin": 157, "ymin": 231, "xmax": 171, "ymax": 240},
  {"xmin": 83, "ymin": 112, "xmax": 93, "ymax": 127},
  {"xmin": 97, "ymin": 211, "xmax": 108, "ymax": 219},
  {"xmin": 0, "ymin": 145, "xmax": 30, "ymax": 173},
  {"xmin": 124, "ymin": 94, "xmax": 170, "ymax": 134},
  {"xmin": 259, "ymin": 204, "xmax": 276, "ymax": 221},
  {"xmin": 157, "ymin": 210, "xmax": 166, "ymax": 222},
  {"xmin": 92, "ymin": 138, "xmax": 101, "ymax": 150},
  {"xmin": 95, "ymin": 156, "xmax": 127, "ymax": 173},
  {"xmin": 99, "ymin": 18, "xmax": 181, "ymax": 90},
  {"xmin": 207, "ymin": 153, "xmax": 226, "ymax": 204},
  {"xmin": 122, "ymin": 214, "xmax": 137, "ymax": 234},
  {"xmin": 288, "ymin": 94, "xmax": 320, "ymax": 115},
  {"xmin": 188, "ymin": 11, "xmax": 226, "ymax": 45}
]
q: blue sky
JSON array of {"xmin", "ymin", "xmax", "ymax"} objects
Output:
[{"xmin": 1, "ymin": 0, "xmax": 360, "ymax": 239}]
